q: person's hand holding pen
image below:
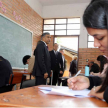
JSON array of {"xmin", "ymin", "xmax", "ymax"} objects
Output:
[
  {"xmin": 67, "ymin": 76, "xmax": 90, "ymax": 90},
  {"xmin": 88, "ymin": 85, "xmax": 104, "ymax": 99}
]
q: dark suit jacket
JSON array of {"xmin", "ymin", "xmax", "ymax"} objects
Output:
[
  {"xmin": 62, "ymin": 55, "xmax": 66, "ymax": 72},
  {"xmin": 69, "ymin": 60, "xmax": 77, "ymax": 75},
  {"xmin": 49, "ymin": 50, "xmax": 63, "ymax": 72},
  {"xmin": 32, "ymin": 41, "xmax": 51, "ymax": 77},
  {"xmin": 0, "ymin": 56, "xmax": 13, "ymax": 87}
]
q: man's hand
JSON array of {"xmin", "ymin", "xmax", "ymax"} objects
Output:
[
  {"xmin": 44, "ymin": 73, "xmax": 48, "ymax": 79},
  {"xmin": 50, "ymin": 70, "xmax": 53, "ymax": 77},
  {"xmin": 60, "ymin": 71, "xmax": 63, "ymax": 74}
]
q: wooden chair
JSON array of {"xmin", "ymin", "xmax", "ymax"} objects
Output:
[
  {"xmin": 0, "ymin": 74, "xmax": 15, "ymax": 93},
  {"xmin": 0, "ymin": 72, "xmax": 29, "ymax": 93},
  {"xmin": 9, "ymin": 73, "xmax": 26, "ymax": 89}
]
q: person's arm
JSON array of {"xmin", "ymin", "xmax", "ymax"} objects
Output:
[
  {"xmin": 67, "ymin": 76, "xmax": 102, "ymax": 90},
  {"xmin": 88, "ymin": 85, "xmax": 108, "ymax": 103},
  {"xmin": 37, "ymin": 44, "xmax": 47, "ymax": 74},
  {"xmin": 28, "ymin": 56, "xmax": 35, "ymax": 73},
  {"xmin": 67, "ymin": 76, "xmax": 108, "ymax": 103},
  {"xmin": 88, "ymin": 76, "xmax": 102, "ymax": 89}
]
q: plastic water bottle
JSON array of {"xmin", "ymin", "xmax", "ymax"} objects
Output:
[{"xmin": 85, "ymin": 65, "xmax": 89, "ymax": 76}]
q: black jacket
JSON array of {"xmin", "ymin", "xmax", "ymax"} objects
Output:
[
  {"xmin": 62, "ymin": 55, "xmax": 66, "ymax": 72},
  {"xmin": 69, "ymin": 60, "xmax": 77, "ymax": 75},
  {"xmin": 0, "ymin": 56, "xmax": 13, "ymax": 87},
  {"xmin": 88, "ymin": 76, "xmax": 108, "ymax": 103},
  {"xmin": 32, "ymin": 41, "xmax": 51, "ymax": 77},
  {"xmin": 90, "ymin": 63, "xmax": 99, "ymax": 73},
  {"xmin": 49, "ymin": 50, "xmax": 63, "ymax": 72}
]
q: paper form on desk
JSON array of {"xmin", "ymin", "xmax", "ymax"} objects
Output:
[{"xmin": 38, "ymin": 86, "xmax": 90, "ymax": 98}]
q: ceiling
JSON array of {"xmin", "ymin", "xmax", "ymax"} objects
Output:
[{"xmin": 38, "ymin": 0, "xmax": 91, "ymax": 6}]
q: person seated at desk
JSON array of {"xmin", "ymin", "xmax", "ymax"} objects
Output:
[
  {"xmin": 22, "ymin": 55, "xmax": 35, "ymax": 88},
  {"xmin": 88, "ymin": 60, "xmax": 99, "ymax": 74},
  {"xmin": 68, "ymin": 0, "xmax": 108, "ymax": 103},
  {"xmin": 22, "ymin": 55, "xmax": 35, "ymax": 74},
  {"xmin": 0, "ymin": 56, "xmax": 13, "ymax": 87},
  {"xmin": 90, "ymin": 55, "xmax": 108, "ymax": 77}
]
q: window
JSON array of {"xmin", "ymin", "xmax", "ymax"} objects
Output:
[
  {"xmin": 43, "ymin": 18, "xmax": 80, "ymax": 35},
  {"xmin": 88, "ymin": 35, "xmax": 95, "ymax": 48}
]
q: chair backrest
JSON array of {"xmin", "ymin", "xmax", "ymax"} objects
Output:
[
  {"xmin": 0, "ymin": 74, "xmax": 15, "ymax": 93},
  {"xmin": 0, "ymin": 84, "xmax": 14, "ymax": 93},
  {"xmin": 9, "ymin": 72, "xmax": 26, "ymax": 85},
  {"xmin": 0, "ymin": 72, "xmax": 27, "ymax": 93}
]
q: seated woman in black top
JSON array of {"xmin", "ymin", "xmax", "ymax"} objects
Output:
[
  {"xmin": 88, "ymin": 61, "xmax": 99, "ymax": 74},
  {"xmin": 90, "ymin": 55, "xmax": 108, "ymax": 77},
  {"xmin": 0, "ymin": 56, "xmax": 13, "ymax": 87},
  {"xmin": 68, "ymin": 0, "xmax": 108, "ymax": 103}
]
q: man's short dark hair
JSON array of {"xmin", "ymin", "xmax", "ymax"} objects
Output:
[
  {"xmin": 41, "ymin": 32, "xmax": 50, "ymax": 39},
  {"xmin": 59, "ymin": 48, "xmax": 64, "ymax": 51},
  {"xmin": 22, "ymin": 55, "xmax": 31, "ymax": 65}
]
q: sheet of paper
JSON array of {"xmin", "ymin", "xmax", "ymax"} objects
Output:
[{"xmin": 38, "ymin": 86, "xmax": 90, "ymax": 98}]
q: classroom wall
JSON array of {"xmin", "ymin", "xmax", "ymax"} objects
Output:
[
  {"xmin": 78, "ymin": 48, "xmax": 103, "ymax": 73},
  {"xmin": 43, "ymin": 3, "xmax": 89, "ymax": 48},
  {"xmin": 24, "ymin": 0, "xmax": 43, "ymax": 17},
  {"xmin": 0, "ymin": 0, "xmax": 43, "ymax": 71}
]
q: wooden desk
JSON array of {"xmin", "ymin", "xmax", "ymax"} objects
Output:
[{"xmin": 0, "ymin": 85, "xmax": 107, "ymax": 107}]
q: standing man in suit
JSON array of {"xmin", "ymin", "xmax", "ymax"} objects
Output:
[
  {"xmin": 69, "ymin": 56, "xmax": 77, "ymax": 76},
  {"xmin": 58, "ymin": 48, "xmax": 66, "ymax": 86},
  {"xmin": 32, "ymin": 32, "xmax": 51, "ymax": 85},
  {"xmin": 49, "ymin": 43, "xmax": 63, "ymax": 85}
]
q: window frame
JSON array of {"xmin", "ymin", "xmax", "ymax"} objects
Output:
[
  {"xmin": 87, "ymin": 34, "xmax": 95, "ymax": 48},
  {"xmin": 43, "ymin": 18, "xmax": 80, "ymax": 36}
]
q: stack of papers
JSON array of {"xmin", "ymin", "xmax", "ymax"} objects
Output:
[{"xmin": 38, "ymin": 86, "xmax": 90, "ymax": 98}]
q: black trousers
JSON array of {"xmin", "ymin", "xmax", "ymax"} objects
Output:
[
  {"xmin": 52, "ymin": 70, "xmax": 59, "ymax": 85},
  {"xmin": 58, "ymin": 73, "xmax": 63, "ymax": 86},
  {"xmin": 35, "ymin": 76, "xmax": 46, "ymax": 86}
]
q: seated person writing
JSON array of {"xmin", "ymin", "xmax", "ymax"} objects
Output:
[
  {"xmin": 90, "ymin": 55, "xmax": 108, "ymax": 77},
  {"xmin": 68, "ymin": 0, "xmax": 108, "ymax": 103},
  {"xmin": 88, "ymin": 60, "xmax": 99, "ymax": 74}
]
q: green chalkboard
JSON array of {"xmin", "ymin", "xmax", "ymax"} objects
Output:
[{"xmin": 0, "ymin": 14, "xmax": 32, "ymax": 69}]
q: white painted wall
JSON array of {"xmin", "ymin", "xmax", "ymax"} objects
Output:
[
  {"xmin": 24, "ymin": 0, "xmax": 43, "ymax": 17},
  {"xmin": 43, "ymin": 3, "xmax": 89, "ymax": 48}
]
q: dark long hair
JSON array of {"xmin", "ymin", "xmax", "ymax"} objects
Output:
[
  {"xmin": 97, "ymin": 55, "xmax": 108, "ymax": 73},
  {"xmin": 83, "ymin": 0, "xmax": 108, "ymax": 92}
]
